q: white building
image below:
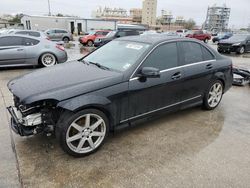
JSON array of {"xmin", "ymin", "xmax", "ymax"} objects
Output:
[
  {"xmin": 142, "ymin": 0, "xmax": 157, "ymax": 26},
  {"xmin": 21, "ymin": 15, "xmax": 117, "ymax": 34}
]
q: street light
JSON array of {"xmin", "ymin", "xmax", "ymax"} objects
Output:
[{"xmin": 48, "ymin": 0, "xmax": 51, "ymax": 16}]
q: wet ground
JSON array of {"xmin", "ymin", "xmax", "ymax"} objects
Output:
[{"xmin": 1, "ymin": 42, "xmax": 250, "ymax": 188}]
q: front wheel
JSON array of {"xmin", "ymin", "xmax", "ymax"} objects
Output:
[
  {"xmin": 203, "ymin": 80, "xmax": 224, "ymax": 110},
  {"xmin": 204, "ymin": 38, "xmax": 209, "ymax": 43},
  {"xmin": 236, "ymin": 46, "xmax": 245, "ymax": 54},
  {"xmin": 57, "ymin": 109, "xmax": 109, "ymax": 157}
]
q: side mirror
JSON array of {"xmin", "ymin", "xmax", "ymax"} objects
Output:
[{"xmin": 140, "ymin": 67, "xmax": 160, "ymax": 78}]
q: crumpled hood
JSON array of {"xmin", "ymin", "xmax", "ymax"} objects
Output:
[{"xmin": 8, "ymin": 61, "xmax": 123, "ymax": 104}]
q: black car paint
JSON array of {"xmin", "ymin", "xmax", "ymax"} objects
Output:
[
  {"xmin": 218, "ymin": 35, "xmax": 250, "ymax": 53},
  {"xmin": 8, "ymin": 37, "xmax": 233, "ymax": 134}
]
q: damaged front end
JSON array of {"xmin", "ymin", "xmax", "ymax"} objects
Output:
[{"xmin": 7, "ymin": 96, "xmax": 59, "ymax": 136}]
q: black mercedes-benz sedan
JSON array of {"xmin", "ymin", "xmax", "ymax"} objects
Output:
[{"xmin": 7, "ymin": 36, "xmax": 233, "ymax": 157}]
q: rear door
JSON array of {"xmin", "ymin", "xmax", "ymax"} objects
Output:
[
  {"xmin": 178, "ymin": 41, "xmax": 216, "ymax": 103},
  {"xmin": 0, "ymin": 36, "xmax": 26, "ymax": 66},
  {"xmin": 55, "ymin": 30, "xmax": 65, "ymax": 41}
]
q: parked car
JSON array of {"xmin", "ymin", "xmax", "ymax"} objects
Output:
[
  {"xmin": 212, "ymin": 32, "xmax": 233, "ymax": 43},
  {"xmin": 79, "ymin": 30, "xmax": 110, "ymax": 46},
  {"xmin": 7, "ymin": 35, "xmax": 233, "ymax": 157},
  {"xmin": 176, "ymin": 29, "xmax": 188, "ymax": 37},
  {"xmin": 12, "ymin": 30, "xmax": 48, "ymax": 39},
  {"xmin": 217, "ymin": 34, "xmax": 250, "ymax": 54},
  {"xmin": 94, "ymin": 30, "xmax": 140, "ymax": 47},
  {"xmin": 161, "ymin": 32, "xmax": 179, "ymax": 37},
  {"xmin": 45, "ymin": 29, "xmax": 73, "ymax": 42},
  {"xmin": 186, "ymin": 30, "xmax": 211, "ymax": 43},
  {"xmin": 0, "ymin": 35, "xmax": 67, "ymax": 67}
]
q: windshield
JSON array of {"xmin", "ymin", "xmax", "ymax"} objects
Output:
[
  {"xmin": 84, "ymin": 40, "xmax": 150, "ymax": 72},
  {"xmin": 229, "ymin": 35, "xmax": 248, "ymax": 40},
  {"xmin": 88, "ymin": 31, "xmax": 96, "ymax": 35},
  {"xmin": 106, "ymin": 31, "xmax": 116, "ymax": 38}
]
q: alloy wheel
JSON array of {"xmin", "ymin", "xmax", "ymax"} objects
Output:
[
  {"xmin": 207, "ymin": 83, "xmax": 223, "ymax": 108},
  {"xmin": 66, "ymin": 114, "xmax": 106, "ymax": 154},
  {"xmin": 41, "ymin": 53, "xmax": 56, "ymax": 67}
]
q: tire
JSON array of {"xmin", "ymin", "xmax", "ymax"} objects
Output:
[
  {"xmin": 217, "ymin": 49, "xmax": 223, "ymax": 53},
  {"xmin": 87, "ymin": 40, "xmax": 94, "ymax": 47},
  {"xmin": 57, "ymin": 109, "xmax": 109, "ymax": 157},
  {"xmin": 204, "ymin": 38, "xmax": 209, "ymax": 43},
  {"xmin": 236, "ymin": 46, "xmax": 245, "ymax": 54},
  {"xmin": 63, "ymin": 37, "xmax": 70, "ymax": 43},
  {"xmin": 40, "ymin": 53, "xmax": 57, "ymax": 67},
  {"xmin": 203, "ymin": 80, "xmax": 224, "ymax": 110}
]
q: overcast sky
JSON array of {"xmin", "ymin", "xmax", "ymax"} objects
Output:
[{"xmin": 1, "ymin": 0, "xmax": 250, "ymax": 28}]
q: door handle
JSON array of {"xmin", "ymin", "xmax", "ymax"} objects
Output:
[
  {"xmin": 171, "ymin": 72, "xmax": 182, "ymax": 80},
  {"xmin": 17, "ymin": 48, "xmax": 24, "ymax": 51},
  {"xmin": 206, "ymin": 63, "xmax": 213, "ymax": 69}
]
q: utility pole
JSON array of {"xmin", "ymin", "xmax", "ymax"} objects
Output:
[{"xmin": 48, "ymin": 0, "xmax": 51, "ymax": 16}]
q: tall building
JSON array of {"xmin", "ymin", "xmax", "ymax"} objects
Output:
[
  {"xmin": 142, "ymin": 0, "xmax": 157, "ymax": 26},
  {"xmin": 204, "ymin": 4, "xmax": 230, "ymax": 32},
  {"xmin": 130, "ymin": 8, "xmax": 142, "ymax": 23},
  {"xmin": 92, "ymin": 6, "xmax": 132, "ymax": 24}
]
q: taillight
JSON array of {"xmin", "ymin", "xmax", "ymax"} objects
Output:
[{"xmin": 56, "ymin": 45, "xmax": 65, "ymax": 51}]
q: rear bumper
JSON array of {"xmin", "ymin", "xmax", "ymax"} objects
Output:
[{"xmin": 57, "ymin": 52, "xmax": 68, "ymax": 64}]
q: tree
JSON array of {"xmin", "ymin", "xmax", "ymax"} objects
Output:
[
  {"xmin": 9, "ymin": 14, "xmax": 23, "ymax": 23},
  {"xmin": 56, "ymin": 13, "xmax": 64, "ymax": 17},
  {"xmin": 184, "ymin": 19, "xmax": 196, "ymax": 30}
]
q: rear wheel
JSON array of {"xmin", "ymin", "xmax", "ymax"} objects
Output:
[
  {"xmin": 203, "ymin": 80, "xmax": 223, "ymax": 110},
  {"xmin": 40, "ymin": 53, "xmax": 57, "ymax": 67},
  {"xmin": 63, "ymin": 37, "xmax": 70, "ymax": 43},
  {"xmin": 57, "ymin": 109, "xmax": 109, "ymax": 157}
]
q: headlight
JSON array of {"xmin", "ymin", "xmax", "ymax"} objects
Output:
[{"xmin": 232, "ymin": 43, "xmax": 241, "ymax": 46}]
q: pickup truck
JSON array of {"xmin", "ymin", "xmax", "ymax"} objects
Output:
[{"xmin": 186, "ymin": 30, "xmax": 211, "ymax": 43}]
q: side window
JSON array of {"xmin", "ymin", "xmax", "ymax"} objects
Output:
[
  {"xmin": 47, "ymin": 30, "xmax": 55, "ymax": 34},
  {"xmin": 16, "ymin": 31, "xmax": 28, "ymax": 35},
  {"xmin": 103, "ymin": 31, "xmax": 109, "ymax": 35},
  {"xmin": 28, "ymin": 31, "xmax": 40, "ymax": 37},
  {"xmin": 181, "ymin": 42, "xmax": 203, "ymax": 64},
  {"xmin": 95, "ymin": 31, "xmax": 102, "ymax": 35},
  {"xmin": 142, "ymin": 43, "xmax": 178, "ymax": 70},
  {"xmin": 201, "ymin": 46, "xmax": 214, "ymax": 61},
  {"xmin": 23, "ymin": 38, "xmax": 39, "ymax": 46},
  {"xmin": 117, "ymin": 31, "xmax": 126, "ymax": 37},
  {"xmin": 56, "ymin": 30, "xmax": 67, "ymax": 33},
  {"xmin": 0, "ymin": 36, "xmax": 23, "ymax": 46}
]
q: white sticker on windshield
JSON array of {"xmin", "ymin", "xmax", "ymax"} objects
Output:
[
  {"xmin": 123, "ymin": 63, "xmax": 131, "ymax": 70},
  {"xmin": 126, "ymin": 44, "xmax": 143, "ymax": 50}
]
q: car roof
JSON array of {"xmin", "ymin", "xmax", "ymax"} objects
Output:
[
  {"xmin": 116, "ymin": 35, "xmax": 197, "ymax": 45},
  {"xmin": 0, "ymin": 34, "xmax": 41, "ymax": 40}
]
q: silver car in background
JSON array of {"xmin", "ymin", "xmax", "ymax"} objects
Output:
[
  {"xmin": 0, "ymin": 35, "xmax": 67, "ymax": 67},
  {"xmin": 12, "ymin": 30, "xmax": 48, "ymax": 39},
  {"xmin": 45, "ymin": 29, "xmax": 73, "ymax": 43}
]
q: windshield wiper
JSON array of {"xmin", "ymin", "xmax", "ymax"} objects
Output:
[{"xmin": 88, "ymin": 61, "xmax": 110, "ymax": 70}]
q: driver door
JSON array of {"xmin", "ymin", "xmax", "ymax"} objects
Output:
[{"xmin": 127, "ymin": 42, "xmax": 185, "ymax": 121}]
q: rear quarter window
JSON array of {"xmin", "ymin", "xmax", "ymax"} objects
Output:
[{"xmin": 201, "ymin": 46, "xmax": 215, "ymax": 61}]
